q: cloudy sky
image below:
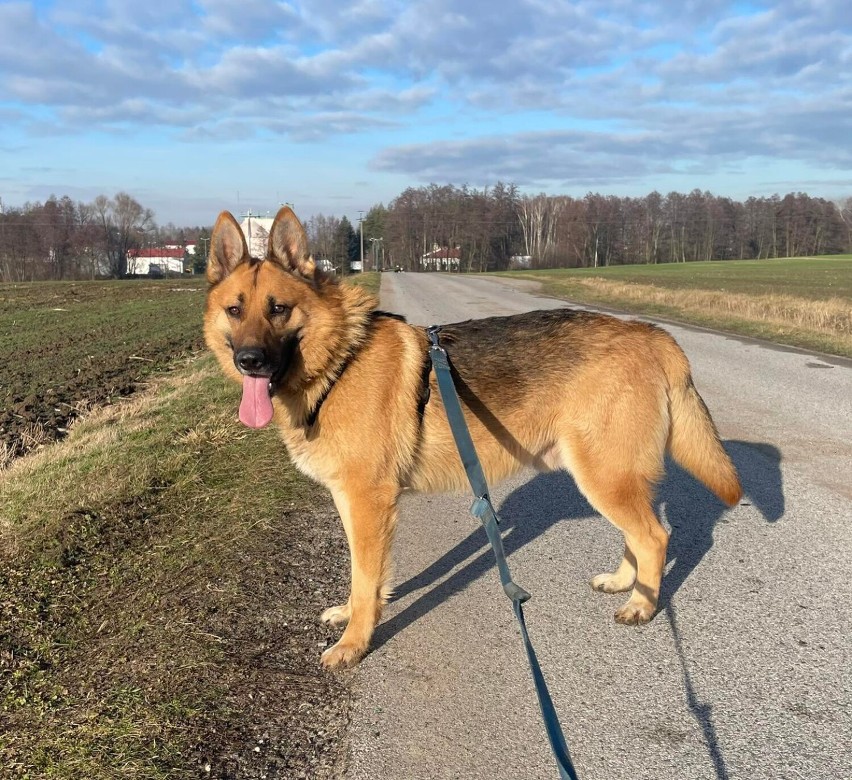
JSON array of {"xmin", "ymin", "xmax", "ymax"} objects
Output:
[{"xmin": 1, "ymin": 0, "xmax": 850, "ymax": 226}]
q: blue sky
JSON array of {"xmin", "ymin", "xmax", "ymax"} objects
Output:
[{"xmin": 1, "ymin": 0, "xmax": 850, "ymax": 226}]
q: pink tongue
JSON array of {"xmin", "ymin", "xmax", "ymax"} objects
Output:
[{"xmin": 239, "ymin": 376, "xmax": 274, "ymax": 428}]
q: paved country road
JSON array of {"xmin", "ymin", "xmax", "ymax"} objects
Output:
[{"xmin": 341, "ymin": 272, "xmax": 851, "ymax": 780}]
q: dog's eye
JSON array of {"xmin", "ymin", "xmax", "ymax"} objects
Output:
[
  {"xmin": 226, "ymin": 305, "xmax": 241, "ymax": 317},
  {"xmin": 270, "ymin": 303, "xmax": 289, "ymax": 316}
]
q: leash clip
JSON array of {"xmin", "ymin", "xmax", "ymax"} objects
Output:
[
  {"xmin": 470, "ymin": 495, "xmax": 492, "ymax": 520},
  {"xmin": 470, "ymin": 495, "xmax": 531, "ymax": 604},
  {"xmin": 426, "ymin": 325, "xmax": 443, "ymax": 350}
]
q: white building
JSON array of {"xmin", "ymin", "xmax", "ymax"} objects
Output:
[
  {"xmin": 421, "ymin": 245, "xmax": 461, "ymax": 271},
  {"xmin": 239, "ymin": 213, "xmax": 275, "ymax": 258},
  {"xmin": 126, "ymin": 247, "xmax": 185, "ymax": 276}
]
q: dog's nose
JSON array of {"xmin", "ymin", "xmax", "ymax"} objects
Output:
[{"xmin": 235, "ymin": 347, "xmax": 266, "ymax": 374}]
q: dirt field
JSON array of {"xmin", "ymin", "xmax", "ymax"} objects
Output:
[{"xmin": 0, "ymin": 278, "xmax": 207, "ymax": 462}]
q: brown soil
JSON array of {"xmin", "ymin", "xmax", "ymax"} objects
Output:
[
  {"xmin": 1, "ymin": 337, "xmax": 200, "ymax": 458},
  {"xmin": 189, "ymin": 503, "xmax": 353, "ymax": 779},
  {"xmin": 0, "ymin": 279, "xmax": 206, "ymax": 461}
]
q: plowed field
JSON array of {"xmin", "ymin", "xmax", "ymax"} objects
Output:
[{"xmin": 0, "ymin": 278, "xmax": 206, "ymax": 462}]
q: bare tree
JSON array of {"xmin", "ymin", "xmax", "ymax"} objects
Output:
[
  {"xmin": 518, "ymin": 193, "xmax": 563, "ymax": 268},
  {"xmin": 94, "ymin": 192, "xmax": 154, "ymax": 277},
  {"xmin": 305, "ymin": 213, "xmax": 342, "ymax": 270},
  {"xmin": 837, "ymin": 197, "xmax": 852, "ymax": 252}
]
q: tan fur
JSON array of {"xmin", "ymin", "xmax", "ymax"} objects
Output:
[{"xmin": 204, "ymin": 207, "xmax": 743, "ymax": 668}]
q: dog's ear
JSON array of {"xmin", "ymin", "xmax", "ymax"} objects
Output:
[
  {"xmin": 268, "ymin": 206, "xmax": 316, "ymax": 278},
  {"xmin": 207, "ymin": 211, "xmax": 249, "ymax": 284}
]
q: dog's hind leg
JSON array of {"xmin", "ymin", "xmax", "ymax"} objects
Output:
[
  {"xmin": 321, "ymin": 484, "xmax": 399, "ymax": 669},
  {"xmin": 562, "ymin": 435, "xmax": 668, "ymax": 624},
  {"xmin": 583, "ymin": 473, "xmax": 668, "ymax": 623}
]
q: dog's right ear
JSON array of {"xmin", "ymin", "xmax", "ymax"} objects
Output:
[
  {"xmin": 268, "ymin": 206, "xmax": 317, "ymax": 278},
  {"xmin": 207, "ymin": 211, "xmax": 249, "ymax": 284}
]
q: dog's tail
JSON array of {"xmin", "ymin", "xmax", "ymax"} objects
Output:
[{"xmin": 661, "ymin": 336, "xmax": 742, "ymax": 506}]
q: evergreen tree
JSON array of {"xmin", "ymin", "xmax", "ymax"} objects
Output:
[
  {"xmin": 334, "ymin": 216, "xmax": 357, "ymax": 273},
  {"xmin": 193, "ymin": 228, "xmax": 210, "ymax": 274}
]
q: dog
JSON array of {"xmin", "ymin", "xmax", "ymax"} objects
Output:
[{"xmin": 203, "ymin": 206, "xmax": 742, "ymax": 669}]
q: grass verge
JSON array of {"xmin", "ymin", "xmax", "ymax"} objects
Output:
[
  {"xmin": 345, "ymin": 271, "xmax": 380, "ymax": 297},
  {"xmin": 0, "ymin": 355, "xmax": 351, "ymax": 779},
  {"xmin": 496, "ymin": 257, "xmax": 852, "ymax": 357}
]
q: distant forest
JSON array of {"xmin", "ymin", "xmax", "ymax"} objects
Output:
[
  {"xmin": 353, "ymin": 184, "xmax": 852, "ymax": 272},
  {"xmin": 2, "ymin": 185, "xmax": 851, "ymax": 281},
  {"xmin": 0, "ymin": 192, "xmax": 208, "ymax": 282}
]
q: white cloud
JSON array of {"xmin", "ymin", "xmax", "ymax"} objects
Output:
[{"xmin": 1, "ymin": 0, "xmax": 850, "ymax": 216}]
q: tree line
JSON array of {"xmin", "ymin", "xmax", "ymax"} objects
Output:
[
  {"xmin": 0, "ymin": 193, "xmax": 208, "ymax": 282},
  {"xmin": 355, "ymin": 185, "xmax": 852, "ymax": 271},
  {"xmin": 2, "ymin": 186, "xmax": 851, "ymax": 281}
]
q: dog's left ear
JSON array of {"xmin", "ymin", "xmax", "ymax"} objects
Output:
[
  {"xmin": 268, "ymin": 206, "xmax": 316, "ymax": 278},
  {"xmin": 207, "ymin": 211, "xmax": 249, "ymax": 284}
]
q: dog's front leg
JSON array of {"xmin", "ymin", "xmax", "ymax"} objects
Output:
[{"xmin": 321, "ymin": 484, "xmax": 399, "ymax": 669}]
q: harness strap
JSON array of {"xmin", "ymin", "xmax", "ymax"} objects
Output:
[{"xmin": 426, "ymin": 325, "xmax": 579, "ymax": 780}]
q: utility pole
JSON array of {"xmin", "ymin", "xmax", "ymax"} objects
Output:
[
  {"xmin": 369, "ymin": 237, "xmax": 383, "ymax": 270},
  {"xmin": 358, "ymin": 210, "xmax": 364, "ymax": 272},
  {"xmin": 198, "ymin": 236, "xmax": 210, "ymax": 274}
]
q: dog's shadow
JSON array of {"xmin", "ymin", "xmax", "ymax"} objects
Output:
[{"xmin": 371, "ymin": 440, "xmax": 783, "ymax": 652}]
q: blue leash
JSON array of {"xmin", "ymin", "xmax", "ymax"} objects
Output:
[{"xmin": 427, "ymin": 325, "xmax": 580, "ymax": 780}]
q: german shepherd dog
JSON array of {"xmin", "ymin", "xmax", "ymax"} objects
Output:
[{"xmin": 204, "ymin": 207, "xmax": 742, "ymax": 669}]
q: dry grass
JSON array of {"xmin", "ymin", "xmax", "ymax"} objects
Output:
[
  {"xmin": 574, "ymin": 277, "xmax": 852, "ymax": 336},
  {"xmin": 177, "ymin": 411, "xmax": 248, "ymax": 448},
  {"xmin": 16, "ymin": 422, "xmax": 53, "ymax": 451},
  {"xmin": 347, "ymin": 271, "xmax": 381, "ymax": 296},
  {"xmin": 517, "ymin": 274, "xmax": 852, "ymax": 357},
  {"xmin": 0, "ymin": 442, "xmax": 13, "ymax": 472},
  {"xmin": 498, "ymin": 257, "xmax": 852, "ymax": 357}
]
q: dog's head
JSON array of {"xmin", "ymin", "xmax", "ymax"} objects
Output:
[{"xmin": 203, "ymin": 206, "xmax": 339, "ymax": 428}]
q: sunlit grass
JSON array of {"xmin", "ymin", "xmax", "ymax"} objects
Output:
[{"xmin": 497, "ymin": 257, "xmax": 852, "ymax": 357}]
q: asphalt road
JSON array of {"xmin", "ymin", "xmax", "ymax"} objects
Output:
[{"xmin": 342, "ymin": 272, "xmax": 851, "ymax": 780}]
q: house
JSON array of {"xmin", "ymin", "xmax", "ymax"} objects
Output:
[
  {"xmin": 421, "ymin": 245, "xmax": 461, "ymax": 271},
  {"xmin": 126, "ymin": 247, "xmax": 185, "ymax": 276},
  {"xmin": 238, "ymin": 213, "xmax": 274, "ymax": 258}
]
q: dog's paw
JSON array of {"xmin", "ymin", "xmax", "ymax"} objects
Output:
[
  {"xmin": 321, "ymin": 640, "xmax": 366, "ymax": 670},
  {"xmin": 614, "ymin": 600, "xmax": 655, "ymax": 625},
  {"xmin": 590, "ymin": 572, "xmax": 635, "ymax": 594},
  {"xmin": 320, "ymin": 603, "xmax": 351, "ymax": 626}
]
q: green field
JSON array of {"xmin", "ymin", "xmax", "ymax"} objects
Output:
[
  {"xmin": 501, "ymin": 256, "xmax": 852, "ymax": 299},
  {"xmin": 497, "ymin": 256, "xmax": 852, "ymax": 357}
]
